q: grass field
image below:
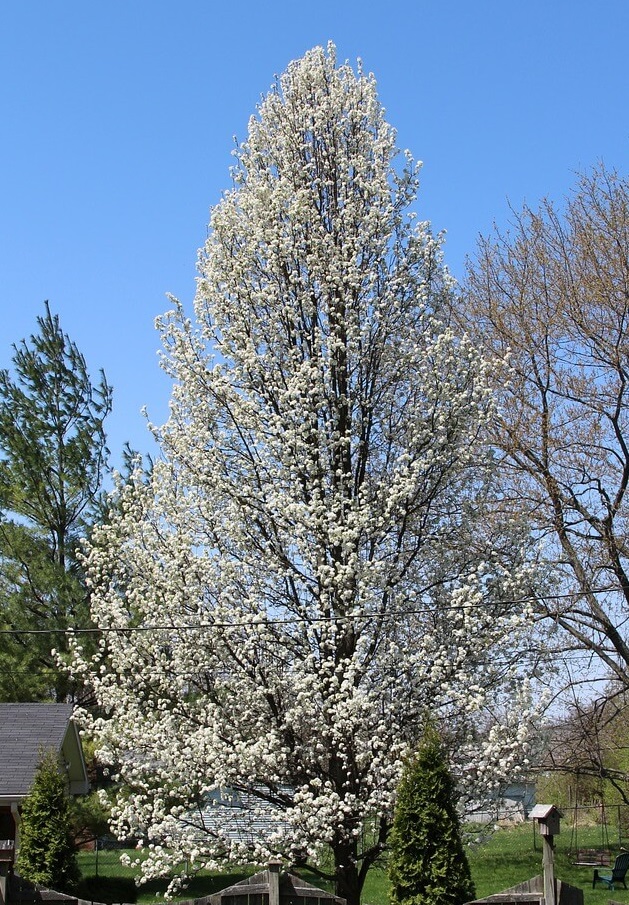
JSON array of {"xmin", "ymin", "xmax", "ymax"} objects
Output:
[
  {"xmin": 466, "ymin": 823, "xmax": 629, "ymax": 904},
  {"xmin": 75, "ymin": 823, "xmax": 629, "ymax": 905}
]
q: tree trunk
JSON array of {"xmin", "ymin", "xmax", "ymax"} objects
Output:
[
  {"xmin": 334, "ymin": 840, "xmax": 362, "ymax": 905},
  {"xmin": 335, "ymin": 863, "xmax": 361, "ymax": 905}
]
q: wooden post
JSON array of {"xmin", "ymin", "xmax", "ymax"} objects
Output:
[
  {"xmin": 268, "ymin": 859, "xmax": 281, "ymax": 905},
  {"xmin": 0, "ymin": 841, "xmax": 14, "ymax": 905},
  {"xmin": 530, "ymin": 804, "xmax": 562, "ymax": 905},
  {"xmin": 542, "ymin": 834, "xmax": 555, "ymax": 905}
]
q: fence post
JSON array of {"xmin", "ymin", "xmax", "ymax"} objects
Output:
[{"xmin": 268, "ymin": 859, "xmax": 281, "ymax": 905}]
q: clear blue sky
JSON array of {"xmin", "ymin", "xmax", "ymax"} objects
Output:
[{"xmin": 1, "ymin": 1, "xmax": 628, "ymax": 469}]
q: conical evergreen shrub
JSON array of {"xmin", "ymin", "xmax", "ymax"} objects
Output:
[
  {"xmin": 389, "ymin": 726, "xmax": 475, "ymax": 905},
  {"xmin": 16, "ymin": 749, "xmax": 80, "ymax": 892}
]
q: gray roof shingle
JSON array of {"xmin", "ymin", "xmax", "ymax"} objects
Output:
[{"xmin": 0, "ymin": 704, "xmax": 75, "ymax": 797}]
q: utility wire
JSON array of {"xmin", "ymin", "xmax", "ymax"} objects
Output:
[{"xmin": 0, "ymin": 580, "xmax": 626, "ymax": 635}]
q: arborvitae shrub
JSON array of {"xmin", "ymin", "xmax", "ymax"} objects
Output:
[
  {"xmin": 16, "ymin": 749, "xmax": 80, "ymax": 892},
  {"xmin": 389, "ymin": 726, "xmax": 475, "ymax": 905}
]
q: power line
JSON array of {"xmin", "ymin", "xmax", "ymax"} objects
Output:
[{"xmin": 0, "ymin": 582, "xmax": 626, "ymax": 636}]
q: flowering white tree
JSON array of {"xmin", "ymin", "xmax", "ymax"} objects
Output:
[{"xmin": 74, "ymin": 45, "xmax": 536, "ymax": 904}]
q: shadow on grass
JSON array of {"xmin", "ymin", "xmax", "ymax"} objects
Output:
[
  {"xmin": 76, "ymin": 874, "xmax": 140, "ymax": 903},
  {"xmin": 136, "ymin": 868, "xmax": 256, "ymax": 903}
]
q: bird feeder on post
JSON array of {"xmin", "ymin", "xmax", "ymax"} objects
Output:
[{"xmin": 530, "ymin": 805, "xmax": 563, "ymax": 905}]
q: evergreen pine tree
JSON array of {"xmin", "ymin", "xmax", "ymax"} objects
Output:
[
  {"xmin": 0, "ymin": 302, "xmax": 112, "ymax": 701},
  {"xmin": 389, "ymin": 726, "xmax": 475, "ymax": 905},
  {"xmin": 16, "ymin": 750, "xmax": 80, "ymax": 892}
]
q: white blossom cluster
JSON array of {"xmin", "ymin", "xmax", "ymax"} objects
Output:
[{"xmin": 72, "ymin": 44, "xmax": 538, "ymax": 900}]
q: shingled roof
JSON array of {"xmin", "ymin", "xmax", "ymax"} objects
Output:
[{"xmin": 0, "ymin": 703, "xmax": 87, "ymax": 800}]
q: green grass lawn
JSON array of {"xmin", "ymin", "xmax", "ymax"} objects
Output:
[
  {"xmin": 76, "ymin": 824, "xmax": 629, "ymax": 905},
  {"xmin": 466, "ymin": 823, "xmax": 629, "ymax": 905}
]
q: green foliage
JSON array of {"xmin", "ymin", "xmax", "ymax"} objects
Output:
[
  {"xmin": 69, "ymin": 790, "xmax": 111, "ymax": 846},
  {"xmin": 16, "ymin": 749, "xmax": 81, "ymax": 892},
  {"xmin": 64, "ymin": 737, "xmax": 114, "ymax": 846},
  {"xmin": 389, "ymin": 727, "xmax": 475, "ymax": 905},
  {"xmin": 0, "ymin": 302, "xmax": 112, "ymax": 701}
]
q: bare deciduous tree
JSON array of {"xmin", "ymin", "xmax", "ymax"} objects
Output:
[{"xmin": 464, "ymin": 165, "xmax": 629, "ymax": 697}]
